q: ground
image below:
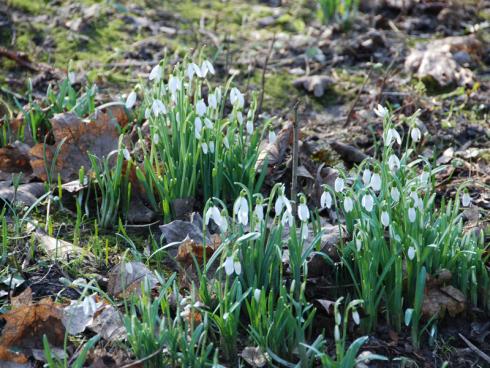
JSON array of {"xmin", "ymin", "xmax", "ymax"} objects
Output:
[{"xmin": 0, "ymin": 0, "xmax": 489, "ymax": 367}]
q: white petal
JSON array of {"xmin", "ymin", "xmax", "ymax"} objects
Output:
[
  {"xmin": 390, "ymin": 187, "xmax": 400, "ymax": 202},
  {"xmin": 223, "ymin": 136, "xmax": 230, "ymax": 149},
  {"xmin": 462, "ymin": 193, "xmax": 471, "ymax": 207},
  {"xmin": 122, "ymin": 149, "xmax": 131, "ymax": 161},
  {"xmin": 255, "ymin": 205, "xmax": 264, "ymax": 221},
  {"xmin": 209, "ymin": 141, "xmax": 215, "ymax": 153},
  {"xmin": 320, "ymin": 191, "xmax": 332, "ymax": 209},
  {"xmin": 194, "ymin": 117, "xmax": 202, "ymax": 139},
  {"xmin": 149, "ymin": 64, "xmax": 162, "ymax": 81},
  {"xmin": 344, "ymin": 197, "xmax": 353, "ymax": 213},
  {"xmin": 334, "ymin": 178, "xmax": 345, "ymax": 193},
  {"xmin": 361, "ymin": 194, "xmax": 373, "ymax": 212},
  {"xmin": 201, "ymin": 142, "xmax": 208, "ymax": 154},
  {"xmin": 301, "ymin": 222, "xmax": 309, "ymax": 240},
  {"xmin": 125, "ymin": 91, "xmax": 137, "ymax": 109},
  {"xmin": 334, "ymin": 325, "xmax": 341, "ymax": 341},
  {"xmin": 408, "ymin": 207, "xmax": 416, "ymax": 223},
  {"xmin": 298, "ymin": 203, "xmax": 310, "ymax": 222},
  {"xmin": 370, "ymin": 173, "xmax": 382, "ymax": 192},
  {"xmin": 224, "ymin": 257, "xmax": 234, "ymax": 275},
  {"xmin": 407, "ymin": 246, "xmax": 416, "ymax": 260},
  {"xmin": 153, "ymin": 133, "xmax": 160, "ymax": 145},
  {"xmin": 381, "ymin": 211, "xmax": 390, "ymax": 227},
  {"xmin": 352, "ymin": 310, "xmax": 360, "ymax": 325},
  {"xmin": 388, "ymin": 154, "xmax": 400, "ymax": 171},
  {"xmin": 246, "ymin": 121, "xmax": 254, "ymax": 135},
  {"xmin": 411, "ymin": 127, "xmax": 421, "ymax": 142},
  {"xmin": 253, "ymin": 289, "xmax": 261, "ymax": 302},
  {"xmin": 234, "ymin": 261, "xmax": 242, "ymax": 275},
  {"xmin": 275, "ymin": 196, "xmax": 284, "ymax": 215},
  {"xmin": 362, "ymin": 169, "xmax": 372, "ymax": 186},
  {"xmin": 196, "ymin": 99, "xmax": 207, "ymax": 116},
  {"xmin": 208, "ymin": 94, "xmax": 217, "ymax": 109}
]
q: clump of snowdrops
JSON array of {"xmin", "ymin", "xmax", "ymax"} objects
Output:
[
  {"xmin": 129, "ymin": 58, "xmax": 267, "ymax": 221},
  {"xmin": 320, "ymin": 105, "xmax": 488, "ymax": 347}
]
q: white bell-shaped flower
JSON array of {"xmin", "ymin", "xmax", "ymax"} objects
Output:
[
  {"xmin": 269, "ymin": 130, "xmax": 276, "ymax": 144},
  {"xmin": 362, "ymin": 169, "xmax": 372, "ymax": 186},
  {"xmin": 208, "ymin": 93, "xmax": 218, "ymax": 109},
  {"xmin": 352, "ymin": 310, "xmax": 360, "ymax": 325},
  {"xmin": 149, "ymin": 64, "xmax": 162, "ymax": 81},
  {"xmin": 334, "ymin": 177, "xmax": 345, "ymax": 193},
  {"xmin": 408, "ymin": 207, "xmax": 416, "ymax": 223},
  {"xmin": 407, "ymin": 246, "xmax": 416, "ymax": 260},
  {"xmin": 381, "ymin": 211, "xmax": 390, "ymax": 227},
  {"xmin": 370, "ymin": 173, "xmax": 382, "ymax": 192},
  {"xmin": 201, "ymin": 60, "xmax": 215, "ymax": 77},
  {"xmin": 374, "ymin": 104, "xmax": 388, "ymax": 118},
  {"xmin": 223, "ymin": 136, "xmax": 230, "ymax": 149},
  {"xmin": 390, "ymin": 187, "xmax": 400, "ymax": 202},
  {"xmin": 254, "ymin": 204, "xmax": 264, "ymax": 221},
  {"xmin": 320, "ymin": 191, "xmax": 332, "ymax": 209},
  {"xmin": 298, "ymin": 202, "xmax": 310, "ymax": 222},
  {"xmin": 301, "ymin": 222, "xmax": 309, "ymax": 240},
  {"xmin": 344, "ymin": 196, "xmax": 354, "ymax": 213},
  {"xmin": 361, "ymin": 194, "xmax": 374, "ymax": 212},
  {"xmin": 246, "ymin": 120, "xmax": 254, "ymax": 135},
  {"xmin": 125, "ymin": 91, "xmax": 137, "ymax": 109},
  {"xmin": 233, "ymin": 195, "xmax": 249, "ymax": 226},
  {"xmin": 152, "ymin": 99, "xmax": 166, "ymax": 116},
  {"xmin": 388, "ymin": 154, "xmax": 400, "ymax": 172},
  {"xmin": 168, "ymin": 76, "xmax": 181, "ymax": 96},
  {"xmin": 385, "ymin": 128, "xmax": 401, "ymax": 147},
  {"xmin": 196, "ymin": 99, "xmax": 207, "ymax": 116},
  {"xmin": 209, "ymin": 141, "xmax": 215, "ymax": 153},
  {"xmin": 462, "ymin": 192, "xmax": 471, "ymax": 207},
  {"xmin": 194, "ymin": 117, "xmax": 202, "ymax": 139},
  {"xmin": 411, "ymin": 127, "xmax": 422, "ymax": 142},
  {"xmin": 234, "ymin": 261, "xmax": 242, "ymax": 275},
  {"xmin": 230, "ymin": 87, "xmax": 244, "ymax": 108},
  {"xmin": 224, "ymin": 256, "xmax": 234, "ymax": 275},
  {"xmin": 201, "ymin": 142, "xmax": 208, "ymax": 154},
  {"xmin": 253, "ymin": 289, "xmax": 261, "ymax": 302}
]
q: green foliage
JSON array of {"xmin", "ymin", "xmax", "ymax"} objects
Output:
[{"xmin": 317, "ymin": 0, "xmax": 360, "ymax": 29}]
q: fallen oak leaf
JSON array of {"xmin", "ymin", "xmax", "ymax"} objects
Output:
[{"xmin": 107, "ymin": 261, "xmax": 159, "ymax": 298}]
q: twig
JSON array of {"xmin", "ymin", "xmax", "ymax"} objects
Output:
[
  {"xmin": 459, "ymin": 333, "xmax": 490, "ymax": 364},
  {"xmin": 257, "ymin": 34, "xmax": 276, "ymax": 117},
  {"xmin": 120, "ymin": 345, "xmax": 167, "ymax": 368},
  {"xmin": 291, "ymin": 100, "xmax": 301, "ymax": 213},
  {"xmin": 0, "ymin": 47, "xmax": 39, "ymax": 72},
  {"xmin": 343, "ymin": 66, "xmax": 373, "ymax": 127}
]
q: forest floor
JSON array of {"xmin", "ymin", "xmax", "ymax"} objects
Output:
[{"xmin": 0, "ymin": 0, "xmax": 489, "ymax": 367}]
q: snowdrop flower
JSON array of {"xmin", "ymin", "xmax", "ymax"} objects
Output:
[
  {"xmin": 362, "ymin": 169, "xmax": 372, "ymax": 186},
  {"xmin": 334, "ymin": 177, "xmax": 345, "ymax": 193},
  {"xmin": 153, "ymin": 133, "xmax": 160, "ymax": 145},
  {"xmin": 192, "ymin": 63, "xmax": 204, "ymax": 78},
  {"xmin": 281, "ymin": 210, "xmax": 294, "ymax": 227},
  {"xmin": 420, "ymin": 170, "xmax": 430, "ymax": 185},
  {"xmin": 388, "ymin": 154, "xmax": 400, "ymax": 172},
  {"xmin": 352, "ymin": 310, "xmax": 360, "ymax": 325},
  {"xmin": 209, "ymin": 141, "xmax": 215, "ymax": 153},
  {"xmin": 234, "ymin": 260, "xmax": 242, "ymax": 275},
  {"xmin": 390, "ymin": 187, "xmax": 400, "ymax": 202},
  {"xmin": 201, "ymin": 142, "xmax": 208, "ymax": 154},
  {"xmin": 122, "ymin": 148, "xmax": 131, "ymax": 161},
  {"xmin": 246, "ymin": 120, "xmax": 254, "ymax": 135},
  {"xmin": 269, "ymin": 130, "xmax": 276, "ymax": 144},
  {"xmin": 344, "ymin": 196, "xmax": 354, "ymax": 213},
  {"xmin": 194, "ymin": 117, "xmax": 203, "ymax": 139},
  {"xmin": 144, "ymin": 108, "xmax": 151, "ymax": 120},
  {"xmin": 208, "ymin": 93, "xmax": 218, "ymax": 109},
  {"xmin": 187, "ymin": 63, "xmax": 195, "ymax": 81},
  {"xmin": 223, "ymin": 136, "xmax": 230, "ymax": 149},
  {"xmin": 355, "ymin": 235, "xmax": 362, "ymax": 252},
  {"xmin": 205, "ymin": 205, "xmax": 227, "ymax": 233},
  {"xmin": 68, "ymin": 71, "xmax": 76, "ymax": 85},
  {"xmin": 410, "ymin": 190, "xmax": 419, "ymax": 206},
  {"xmin": 168, "ymin": 76, "xmax": 181, "ymax": 96},
  {"xmin": 462, "ymin": 191, "xmax": 471, "ymax": 207},
  {"xmin": 374, "ymin": 104, "xmax": 388, "ymax": 119},
  {"xmin": 275, "ymin": 186, "xmax": 292, "ymax": 216},
  {"xmin": 361, "ymin": 194, "xmax": 374, "ymax": 212},
  {"xmin": 407, "ymin": 246, "xmax": 416, "ymax": 260},
  {"xmin": 370, "ymin": 173, "xmax": 382, "ymax": 192},
  {"xmin": 236, "ymin": 111, "xmax": 244, "ymax": 124},
  {"xmin": 149, "ymin": 64, "xmax": 162, "ymax": 81},
  {"xmin": 298, "ymin": 195, "xmax": 310, "ymax": 222},
  {"xmin": 196, "ymin": 99, "xmax": 207, "ymax": 116},
  {"xmin": 411, "ymin": 127, "xmax": 422, "ymax": 142},
  {"xmin": 204, "ymin": 118, "xmax": 213, "ymax": 129},
  {"xmin": 334, "ymin": 325, "xmax": 341, "ymax": 341},
  {"xmin": 381, "ymin": 211, "xmax": 390, "ymax": 227},
  {"xmin": 201, "ymin": 60, "xmax": 215, "ymax": 77},
  {"xmin": 233, "ymin": 194, "xmax": 249, "ymax": 226},
  {"xmin": 224, "ymin": 256, "xmax": 234, "ymax": 276},
  {"xmin": 408, "ymin": 207, "xmax": 416, "ymax": 223},
  {"xmin": 125, "ymin": 91, "xmax": 137, "ymax": 109},
  {"xmin": 253, "ymin": 289, "xmax": 261, "ymax": 302},
  {"xmin": 385, "ymin": 128, "xmax": 402, "ymax": 147},
  {"xmin": 230, "ymin": 87, "xmax": 244, "ymax": 108},
  {"xmin": 152, "ymin": 99, "xmax": 166, "ymax": 116},
  {"xmin": 320, "ymin": 190, "xmax": 332, "ymax": 209}
]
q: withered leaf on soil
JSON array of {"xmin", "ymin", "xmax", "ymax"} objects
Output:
[
  {"xmin": 0, "ymin": 182, "xmax": 46, "ymax": 207},
  {"xmin": 176, "ymin": 237, "xmax": 219, "ymax": 267},
  {"xmin": 405, "ymin": 35, "xmax": 482, "ymax": 88},
  {"xmin": 293, "ymin": 75, "xmax": 332, "ymax": 97},
  {"xmin": 107, "ymin": 261, "xmax": 159, "ymax": 298},
  {"xmin": 422, "ymin": 284, "xmax": 466, "ymax": 318},
  {"xmin": 241, "ymin": 346, "xmax": 268, "ymax": 368},
  {"xmin": 88, "ymin": 305, "xmax": 127, "ymax": 342},
  {"xmin": 255, "ymin": 123, "xmax": 293, "ymax": 172},
  {"xmin": 34, "ymin": 229, "xmax": 93, "ymax": 260},
  {"xmin": 0, "ymin": 297, "xmax": 65, "ymax": 363},
  {"xmin": 29, "ymin": 104, "xmax": 129, "ymax": 182},
  {"xmin": 0, "ymin": 143, "xmax": 32, "ymax": 179}
]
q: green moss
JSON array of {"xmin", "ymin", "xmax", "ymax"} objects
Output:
[{"xmin": 7, "ymin": 0, "xmax": 44, "ymax": 14}]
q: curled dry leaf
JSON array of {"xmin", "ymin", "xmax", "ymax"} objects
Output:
[
  {"xmin": 241, "ymin": 346, "xmax": 268, "ymax": 367},
  {"xmin": 330, "ymin": 141, "xmax": 369, "ymax": 166},
  {"xmin": 293, "ymin": 75, "xmax": 332, "ymax": 97},
  {"xmin": 405, "ymin": 35, "xmax": 482, "ymax": 88},
  {"xmin": 0, "ymin": 297, "xmax": 65, "ymax": 364},
  {"xmin": 107, "ymin": 261, "xmax": 159, "ymax": 298},
  {"xmin": 422, "ymin": 285, "xmax": 466, "ymax": 319},
  {"xmin": 176, "ymin": 237, "xmax": 218, "ymax": 267},
  {"xmin": 29, "ymin": 104, "xmax": 129, "ymax": 182},
  {"xmin": 0, "ymin": 143, "xmax": 32, "ymax": 180},
  {"xmin": 0, "ymin": 182, "xmax": 46, "ymax": 207},
  {"xmin": 255, "ymin": 123, "xmax": 293, "ymax": 172}
]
